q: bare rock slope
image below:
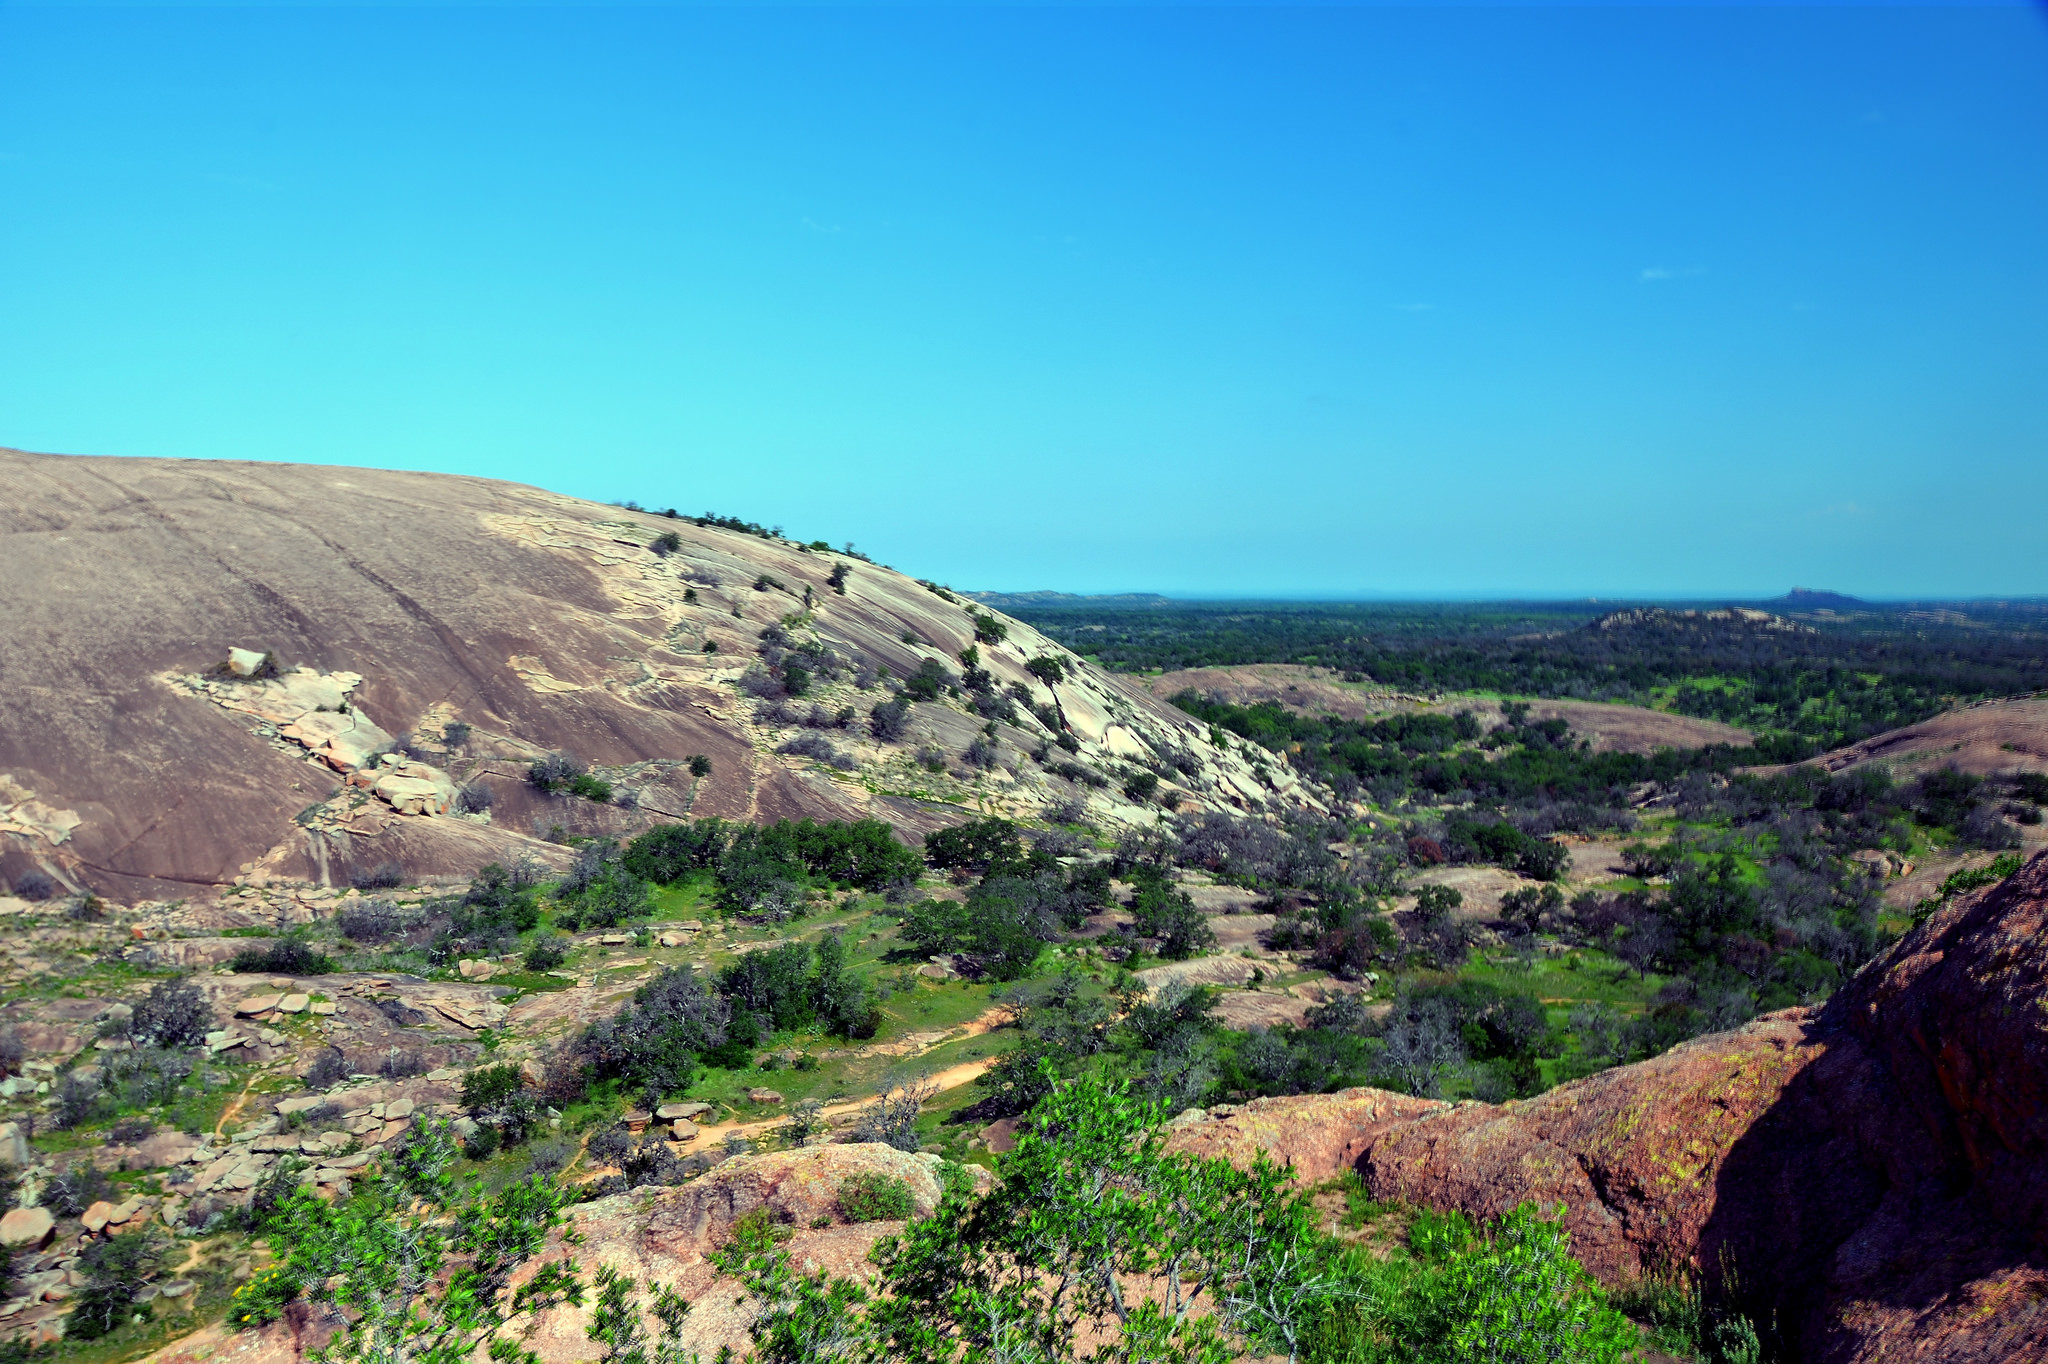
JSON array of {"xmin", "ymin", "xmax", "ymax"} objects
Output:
[
  {"xmin": 1170, "ymin": 850, "xmax": 2048, "ymax": 1363},
  {"xmin": 0, "ymin": 450, "xmax": 1313, "ymax": 898}
]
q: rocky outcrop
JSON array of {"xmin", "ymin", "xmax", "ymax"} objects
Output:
[
  {"xmin": 0, "ymin": 450, "xmax": 1320, "ymax": 898},
  {"xmin": 1177, "ymin": 851, "xmax": 2048, "ymax": 1363},
  {"xmin": 1165, "ymin": 1088, "xmax": 1444, "ymax": 1185},
  {"xmin": 144, "ymin": 1144, "xmax": 979, "ymax": 1364}
]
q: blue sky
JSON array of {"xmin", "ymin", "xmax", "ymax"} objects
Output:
[{"xmin": 3, "ymin": 4, "xmax": 2045, "ymax": 599}]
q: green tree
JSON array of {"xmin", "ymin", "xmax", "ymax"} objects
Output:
[
  {"xmin": 262, "ymin": 1140, "xmax": 583, "ymax": 1364},
  {"xmin": 1395, "ymin": 1205, "xmax": 1639, "ymax": 1364},
  {"xmin": 462, "ymin": 1063, "xmax": 541, "ymax": 1147},
  {"xmin": 1025, "ymin": 655, "xmax": 1068, "ymax": 687}
]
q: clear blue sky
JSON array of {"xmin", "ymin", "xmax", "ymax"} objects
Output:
[{"xmin": 3, "ymin": 4, "xmax": 2045, "ymax": 599}]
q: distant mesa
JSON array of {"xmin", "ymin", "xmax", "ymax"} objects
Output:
[{"xmin": 1768, "ymin": 587, "xmax": 1868, "ymax": 611}]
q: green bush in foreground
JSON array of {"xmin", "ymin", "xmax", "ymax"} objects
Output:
[
  {"xmin": 838, "ymin": 1172, "xmax": 914, "ymax": 1223},
  {"xmin": 257, "ymin": 1091, "xmax": 1635, "ymax": 1364}
]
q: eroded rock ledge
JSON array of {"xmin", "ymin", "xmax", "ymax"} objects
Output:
[{"xmin": 1164, "ymin": 849, "xmax": 2048, "ymax": 1363}]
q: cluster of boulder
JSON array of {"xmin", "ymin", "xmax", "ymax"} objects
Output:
[{"xmin": 184, "ymin": 661, "xmax": 460, "ymax": 818}]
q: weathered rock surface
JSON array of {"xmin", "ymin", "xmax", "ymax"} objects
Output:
[
  {"xmin": 0, "ymin": 1207, "xmax": 53, "ymax": 1249},
  {"xmin": 1165, "ymin": 1088, "xmax": 1444, "ymax": 1185},
  {"xmin": 0, "ymin": 449, "xmax": 1317, "ymax": 897},
  {"xmin": 1180, "ymin": 850, "xmax": 2048, "ymax": 1363}
]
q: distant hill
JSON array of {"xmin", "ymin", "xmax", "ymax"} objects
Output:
[
  {"xmin": 1768, "ymin": 587, "xmax": 1869, "ymax": 611},
  {"xmin": 1590, "ymin": 605, "xmax": 1812, "ymax": 636},
  {"xmin": 968, "ymin": 590, "xmax": 1174, "ymax": 609}
]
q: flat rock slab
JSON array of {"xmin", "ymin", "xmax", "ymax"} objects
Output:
[
  {"xmin": 1131, "ymin": 955, "xmax": 1261, "ymax": 995},
  {"xmin": 234, "ymin": 994, "xmax": 283, "ymax": 1016}
]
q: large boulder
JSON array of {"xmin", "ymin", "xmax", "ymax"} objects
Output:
[
  {"xmin": 517, "ymin": 1145, "xmax": 961, "ymax": 1363},
  {"xmin": 0, "ymin": 1206, "xmax": 53, "ymax": 1249},
  {"xmin": 1176, "ymin": 850, "xmax": 2048, "ymax": 1363},
  {"xmin": 1165, "ymin": 1088, "xmax": 1443, "ymax": 1186}
]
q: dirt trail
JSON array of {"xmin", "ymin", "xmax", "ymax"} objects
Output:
[
  {"xmin": 687, "ymin": 1055, "xmax": 998, "ymax": 1147},
  {"xmin": 682, "ymin": 1006, "xmax": 1013, "ymax": 1146},
  {"xmin": 212, "ymin": 1069, "xmax": 269, "ymax": 1142}
]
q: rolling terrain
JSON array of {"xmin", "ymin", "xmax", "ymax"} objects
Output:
[{"xmin": 0, "ymin": 449, "xmax": 2043, "ymax": 1364}]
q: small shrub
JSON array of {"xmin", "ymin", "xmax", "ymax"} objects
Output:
[
  {"xmin": 965, "ymin": 734, "xmax": 1001, "ymax": 769},
  {"xmin": 351, "ymin": 860, "xmax": 404, "ymax": 891},
  {"xmin": 726, "ymin": 1205, "xmax": 793, "ymax": 1252},
  {"xmin": 969, "ymin": 611, "xmax": 1009, "ymax": 645},
  {"xmin": 567, "ymin": 773, "xmax": 614, "ymax": 803},
  {"xmin": 454, "ymin": 782, "xmax": 495, "ymax": 814},
  {"xmin": 738, "ymin": 665, "xmax": 784, "ymax": 699},
  {"xmin": 1407, "ymin": 836, "xmax": 1447, "ymax": 866},
  {"xmin": 229, "ymin": 938, "xmax": 333, "ymax": 975},
  {"xmin": 228, "ymin": 1265, "xmax": 296, "ymax": 1330},
  {"xmin": 39, "ymin": 1162, "xmax": 113, "ymax": 1215},
  {"xmin": 338, "ymin": 897, "xmax": 406, "ymax": 942},
  {"xmin": 11, "ymin": 870, "xmax": 55, "ymax": 902},
  {"xmin": 838, "ymin": 1171, "xmax": 914, "ymax": 1222},
  {"xmin": 849, "ymin": 1080, "xmax": 933, "ymax": 1153},
  {"xmin": 527, "ymin": 751, "xmax": 584, "ymax": 792},
  {"xmin": 1044, "ymin": 796, "xmax": 1090, "ymax": 826},
  {"xmin": 66, "ymin": 1227, "xmax": 168, "ymax": 1341},
  {"xmin": 869, "ymin": 696, "xmax": 912, "ymax": 741},
  {"xmin": 523, "ymin": 935, "xmax": 569, "ymax": 972},
  {"xmin": 50, "ymin": 1074, "xmax": 104, "ymax": 1131},
  {"xmin": 461, "ymin": 1062, "xmax": 540, "ymax": 1145},
  {"xmin": 462, "ymin": 1125, "xmax": 501, "ymax": 1161},
  {"xmin": 126, "ymin": 975, "xmax": 214, "ymax": 1050},
  {"xmin": 778, "ymin": 734, "xmax": 857, "ymax": 771},
  {"xmin": 524, "ymin": 1136, "xmax": 576, "ymax": 1176},
  {"xmin": 105, "ymin": 1047, "xmax": 193, "ymax": 1107},
  {"xmin": 650, "ymin": 531, "xmax": 682, "ymax": 556},
  {"xmin": 688, "ymin": 754, "xmax": 713, "ymax": 778},
  {"xmin": 901, "ymin": 658, "xmax": 952, "ymax": 702}
]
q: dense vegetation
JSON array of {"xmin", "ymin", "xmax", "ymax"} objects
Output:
[
  {"xmin": 1000, "ymin": 598, "xmax": 2048, "ymax": 756},
  {"xmin": 1173, "ymin": 691, "xmax": 1743, "ymax": 809}
]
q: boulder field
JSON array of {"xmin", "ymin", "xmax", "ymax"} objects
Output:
[{"xmin": 1167, "ymin": 849, "xmax": 2048, "ymax": 1362}]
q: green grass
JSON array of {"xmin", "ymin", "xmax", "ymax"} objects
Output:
[{"xmin": 647, "ymin": 876, "xmax": 716, "ymax": 921}]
